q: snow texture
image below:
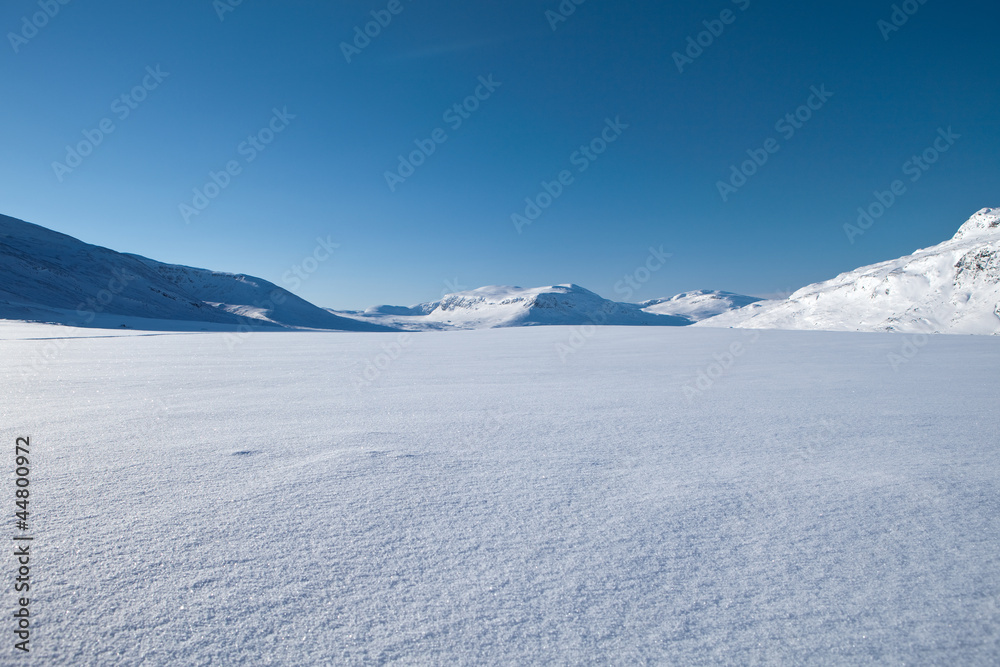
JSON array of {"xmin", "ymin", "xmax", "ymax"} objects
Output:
[
  {"xmin": 699, "ymin": 208, "xmax": 1000, "ymax": 334},
  {"xmin": 3, "ymin": 324, "xmax": 999, "ymax": 664}
]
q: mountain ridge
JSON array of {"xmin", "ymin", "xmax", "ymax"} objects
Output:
[
  {"xmin": 5, "ymin": 208, "xmax": 998, "ymax": 335},
  {"xmin": 0, "ymin": 213, "xmax": 392, "ymax": 332},
  {"xmin": 697, "ymin": 208, "xmax": 1000, "ymax": 334},
  {"xmin": 330, "ymin": 285, "xmax": 757, "ymax": 331}
]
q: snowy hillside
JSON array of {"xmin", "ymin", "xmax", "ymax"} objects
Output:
[
  {"xmin": 698, "ymin": 208, "xmax": 1000, "ymax": 334},
  {"xmin": 332, "ymin": 284, "xmax": 740, "ymax": 330},
  {"xmin": 640, "ymin": 290, "xmax": 763, "ymax": 321},
  {"xmin": 0, "ymin": 214, "xmax": 390, "ymax": 331}
]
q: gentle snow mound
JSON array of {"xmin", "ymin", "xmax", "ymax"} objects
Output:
[{"xmin": 640, "ymin": 290, "xmax": 763, "ymax": 322}]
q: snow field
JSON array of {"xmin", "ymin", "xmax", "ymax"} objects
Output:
[{"xmin": 2, "ymin": 325, "xmax": 999, "ymax": 664}]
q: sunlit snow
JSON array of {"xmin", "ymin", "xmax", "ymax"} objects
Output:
[{"xmin": 4, "ymin": 324, "xmax": 998, "ymax": 664}]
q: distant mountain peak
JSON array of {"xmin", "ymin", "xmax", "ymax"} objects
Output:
[
  {"xmin": 953, "ymin": 207, "xmax": 1000, "ymax": 241},
  {"xmin": 334, "ymin": 284, "xmax": 759, "ymax": 331},
  {"xmin": 640, "ymin": 290, "xmax": 763, "ymax": 321}
]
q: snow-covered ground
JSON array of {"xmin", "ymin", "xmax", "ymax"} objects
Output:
[{"xmin": 4, "ymin": 324, "xmax": 999, "ymax": 664}]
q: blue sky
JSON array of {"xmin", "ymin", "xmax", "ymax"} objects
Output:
[{"xmin": 1, "ymin": 0, "xmax": 997, "ymax": 309}]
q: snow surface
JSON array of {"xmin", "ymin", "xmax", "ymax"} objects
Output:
[
  {"xmin": 0, "ymin": 320, "xmax": 160, "ymax": 340},
  {"xmin": 4, "ymin": 324, "xmax": 999, "ymax": 664},
  {"xmin": 699, "ymin": 208, "xmax": 1000, "ymax": 334},
  {"xmin": 0, "ymin": 214, "xmax": 389, "ymax": 332},
  {"xmin": 333, "ymin": 284, "xmax": 693, "ymax": 330}
]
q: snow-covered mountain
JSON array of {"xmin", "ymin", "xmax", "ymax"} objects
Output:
[
  {"xmin": 334, "ymin": 284, "xmax": 696, "ymax": 330},
  {"xmin": 640, "ymin": 290, "xmax": 763, "ymax": 322},
  {"xmin": 0, "ymin": 213, "xmax": 391, "ymax": 331},
  {"xmin": 698, "ymin": 208, "xmax": 1000, "ymax": 335}
]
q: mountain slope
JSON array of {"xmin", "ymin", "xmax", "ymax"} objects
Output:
[
  {"xmin": 335, "ymin": 284, "xmax": 694, "ymax": 330},
  {"xmin": 697, "ymin": 208, "xmax": 1000, "ymax": 334},
  {"xmin": 0, "ymin": 213, "xmax": 391, "ymax": 331},
  {"xmin": 640, "ymin": 290, "xmax": 763, "ymax": 322}
]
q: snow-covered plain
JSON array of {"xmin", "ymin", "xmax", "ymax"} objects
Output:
[{"xmin": 3, "ymin": 324, "xmax": 999, "ymax": 664}]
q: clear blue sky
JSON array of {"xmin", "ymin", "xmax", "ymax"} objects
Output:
[{"xmin": 1, "ymin": 0, "xmax": 997, "ymax": 309}]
